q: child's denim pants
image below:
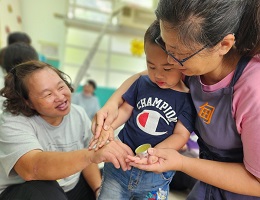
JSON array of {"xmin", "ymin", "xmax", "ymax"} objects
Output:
[{"xmin": 98, "ymin": 162, "xmax": 175, "ymax": 200}]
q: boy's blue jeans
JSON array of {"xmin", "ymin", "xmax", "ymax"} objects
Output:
[{"xmin": 98, "ymin": 162, "xmax": 175, "ymax": 200}]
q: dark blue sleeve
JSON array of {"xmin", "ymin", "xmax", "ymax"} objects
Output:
[
  {"xmin": 122, "ymin": 77, "xmax": 140, "ymax": 107},
  {"xmin": 178, "ymin": 95, "xmax": 196, "ymax": 133}
]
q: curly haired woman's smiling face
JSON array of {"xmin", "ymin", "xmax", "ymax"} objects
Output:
[{"xmin": 25, "ymin": 67, "xmax": 72, "ymax": 125}]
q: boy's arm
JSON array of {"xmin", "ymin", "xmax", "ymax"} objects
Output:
[
  {"xmin": 154, "ymin": 120, "xmax": 190, "ymax": 150},
  {"xmin": 89, "ymin": 101, "xmax": 133, "ymax": 150},
  {"xmin": 132, "ymin": 120, "xmax": 191, "ymax": 165},
  {"xmin": 92, "ymin": 70, "xmax": 147, "ymax": 136},
  {"xmin": 110, "ymin": 101, "xmax": 133, "ymax": 130}
]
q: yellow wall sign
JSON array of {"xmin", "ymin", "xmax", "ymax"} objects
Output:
[{"xmin": 130, "ymin": 39, "xmax": 144, "ymax": 56}]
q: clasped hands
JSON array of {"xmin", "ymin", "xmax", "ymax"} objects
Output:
[{"xmin": 88, "ymin": 126, "xmax": 159, "ymax": 166}]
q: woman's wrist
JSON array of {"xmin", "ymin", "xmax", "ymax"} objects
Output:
[{"xmin": 94, "ymin": 186, "xmax": 101, "ymax": 196}]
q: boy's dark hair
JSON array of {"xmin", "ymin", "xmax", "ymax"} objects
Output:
[
  {"xmin": 144, "ymin": 20, "xmax": 160, "ymax": 48},
  {"xmin": 3, "ymin": 42, "xmax": 39, "ymax": 73},
  {"xmin": 8, "ymin": 32, "xmax": 31, "ymax": 45},
  {"xmin": 86, "ymin": 80, "xmax": 97, "ymax": 90}
]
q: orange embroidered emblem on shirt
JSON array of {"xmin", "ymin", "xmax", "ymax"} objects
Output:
[{"xmin": 198, "ymin": 102, "xmax": 215, "ymax": 124}]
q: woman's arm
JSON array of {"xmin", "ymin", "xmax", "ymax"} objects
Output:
[
  {"xmin": 129, "ymin": 148, "xmax": 260, "ymax": 196},
  {"xmin": 181, "ymin": 155, "xmax": 260, "ymax": 196},
  {"xmin": 91, "ymin": 70, "xmax": 147, "ymax": 136},
  {"xmin": 14, "ymin": 140, "xmax": 133, "ymax": 181},
  {"xmin": 82, "ymin": 163, "xmax": 102, "ymax": 197},
  {"xmin": 134, "ymin": 121, "xmax": 190, "ymax": 165}
]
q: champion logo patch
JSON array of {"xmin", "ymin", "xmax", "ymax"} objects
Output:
[
  {"xmin": 138, "ymin": 112, "xmax": 149, "ymax": 127},
  {"xmin": 136, "ymin": 110, "xmax": 169, "ymax": 136}
]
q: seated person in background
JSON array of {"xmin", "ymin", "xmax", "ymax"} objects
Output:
[
  {"xmin": 0, "ymin": 48, "xmax": 6, "ymax": 114},
  {"xmin": 0, "ymin": 49, "xmax": 5, "ymax": 114},
  {"xmin": 2, "ymin": 42, "xmax": 39, "ymax": 73},
  {"xmin": 0, "ymin": 31, "xmax": 32, "ymax": 67},
  {"xmin": 89, "ymin": 20, "xmax": 196, "ymax": 200},
  {"xmin": 0, "ymin": 60, "xmax": 132, "ymax": 200},
  {"xmin": 72, "ymin": 79, "xmax": 100, "ymax": 120},
  {"xmin": 0, "ymin": 42, "xmax": 39, "ymax": 114},
  {"xmin": 7, "ymin": 31, "xmax": 31, "ymax": 45},
  {"xmin": 0, "ymin": 48, "xmax": 6, "ymax": 69}
]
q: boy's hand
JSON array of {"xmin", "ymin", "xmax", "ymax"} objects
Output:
[{"xmin": 89, "ymin": 127, "xmax": 114, "ymax": 150}]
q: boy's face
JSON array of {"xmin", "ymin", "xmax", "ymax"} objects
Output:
[{"xmin": 145, "ymin": 42, "xmax": 183, "ymax": 90}]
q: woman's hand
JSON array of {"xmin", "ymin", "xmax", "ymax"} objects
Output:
[
  {"xmin": 90, "ymin": 140, "xmax": 134, "ymax": 171},
  {"xmin": 127, "ymin": 148, "xmax": 183, "ymax": 173},
  {"xmin": 127, "ymin": 155, "xmax": 159, "ymax": 165}
]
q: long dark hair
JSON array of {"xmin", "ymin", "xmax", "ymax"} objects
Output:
[{"xmin": 0, "ymin": 60, "xmax": 74, "ymax": 117}]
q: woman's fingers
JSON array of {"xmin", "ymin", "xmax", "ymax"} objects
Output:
[
  {"xmin": 92, "ymin": 140, "xmax": 134, "ymax": 171},
  {"xmin": 128, "ymin": 148, "xmax": 182, "ymax": 173}
]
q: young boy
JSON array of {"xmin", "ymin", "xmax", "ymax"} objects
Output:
[{"xmin": 90, "ymin": 20, "xmax": 196, "ymax": 200}]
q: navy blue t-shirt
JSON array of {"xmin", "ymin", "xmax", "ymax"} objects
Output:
[{"xmin": 118, "ymin": 75, "xmax": 196, "ymax": 152}]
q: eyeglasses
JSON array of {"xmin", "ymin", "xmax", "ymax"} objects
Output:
[{"xmin": 155, "ymin": 36, "xmax": 208, "ymax": 66}]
